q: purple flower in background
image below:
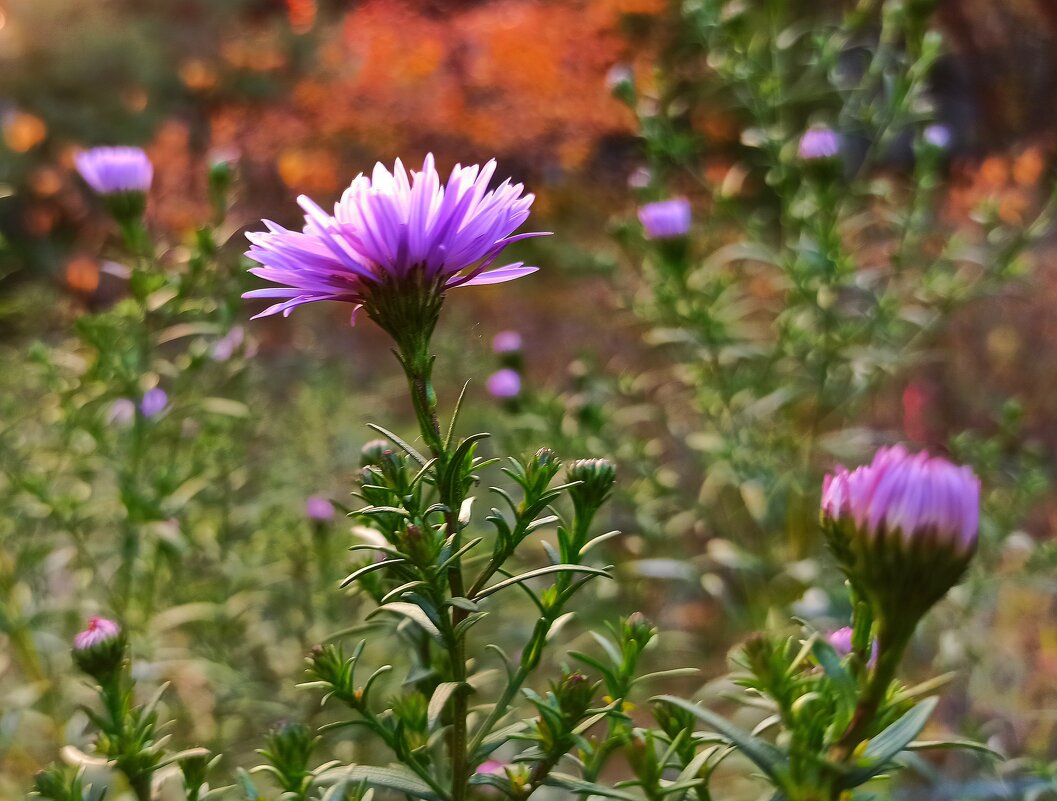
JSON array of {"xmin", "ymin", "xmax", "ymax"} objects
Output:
[
  {"xmin": 493, "ymin": 330, "xmax": 523, "ymax": 354},
  {"xmin": 924, "ymin": 124, "xmax": 952, "ymax": 150},
  {"xmin": 487, "ymin": 368, "xmax": 521, "ymax": 399},
  {"xmin": 798, "ymin": 127, "xmax": 841, "ymax": 160},
  {"xmin": 73, "ymin": 617, "xmax": 121, "ymax": 651},
  {"xmin": 476, "ymin": 760, "xmax": 505, "ymax": 777},
  {"xmin": 823, "ymin": 445, "xmax": 979, "ymax": 555},
  {"xmin": 638, "ymin": 198, "xmax": 691, "ymax": 240},
  {"xmin": 243, "ymin": 154, "xmax": 546, "ymax": 321},
  {"xmin": 211, "ymin": 326, "xmax": 246, "ymax": 362},
  {"xmin": 306, "ymin": 495, "xmax": 335, "ymax": 522},
  {"xmin": 140, "ymin": 388, "xmax": 168, "ymax": 418},
  {"xmin": 75, "ymin": 146, "xmax": 153, "ymax": 195},
  {"xmin": 106, "ymin": 398, "xmax": 136, "ymax": 427}
]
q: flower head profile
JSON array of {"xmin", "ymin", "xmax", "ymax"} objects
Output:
[
  {"xmin": 492, "ymin": 330, "xmax": 523, "ymax": 354},
  {"xmin": 140, "ymin": 387, "xmax": 168, "ymax": 418},
  {"xmin": 923, "ymin": 124, "xmax": 952, "ymax": 150},
  {"xmin": 487, "ymin": 368, "xmax": 521, "ymax": 399},
  {"xmin": 75, "ymin": 146, "xmax": 154, "ymax": 196},
  {"xmin": 822, "ymin": 445, "xmax": 980, "ymax": 630},
  {"xmin": 243, "ymin": 154, "xmax": 545, "ymax": 343},
  {"xmin": 72, "ymin": 617, "xmax": 126, "ymax": 682},
  {"xmin": 638, "ymin": 199, "xmax": 691, "ymax": 240},
  {"xmin": 305, "ymin": 495, "xmax": 336, "ymax": 522},
  {"xmin": 798, "ymin": 127, "xmax": 841, "ymax": 161}
]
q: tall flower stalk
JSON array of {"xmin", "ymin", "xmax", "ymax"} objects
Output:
[{"xmin": 245, "ymin": 155, "xmax": 566, "ymax": 801}]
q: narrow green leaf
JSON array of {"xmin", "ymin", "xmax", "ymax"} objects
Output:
[
  {"xmin": 811, "ymin": 639, "xmax": 857, "ymax": 708},
  {"xmin": 543, "ymin": 773, "xmax": 641, "ymax": 800},
  {"xmin": 476, "ymin": 565, "xmax": 611, "ymax": 599},
  {"xmin": 904, "ymin": 739, "xmax": 1003, "ymax": 759},
  {"xmin": 316, "ymin": 765, "xmax": 440, "ymax": 800},
  {"xmin": 844, "ymin": 697, "xmax": 939, "ymax": 787},
  {"xmin": 367, "ymin": 603, "xmax": 442, "ymax": 641},
  {"xmin": 653, "ymin": 695, "xmax": 788, "ymax": 786},
  {"xmin": 444, "ymin": 379, "xmax": 473, "ymax": 450},
  {"xmin": 428, "ymin": 682, "xmax": 464, "ymax": 730},
  {"xmin": 341, "ymin": 559, "xmax": 406, "ymax": 588},
  {"xmin": 366, "ymin": 423, "xmax": 428, "ymax": 467}
]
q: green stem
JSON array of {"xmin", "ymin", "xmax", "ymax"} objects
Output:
[
  {"xmin": 401, "ymin": 346, "xmax": 468, "ymax": 801},
  {"xmin": 829, "ymin": 619, "xmax": 911, "ymax": 763}
]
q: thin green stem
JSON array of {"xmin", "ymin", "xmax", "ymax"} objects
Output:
[{"xmin": 401, "ymin": 345, "xmax": 469, "ymax": 801}]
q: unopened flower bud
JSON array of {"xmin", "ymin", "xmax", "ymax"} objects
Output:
[
  {"xmin": 140, "ymin": 387, "xmax": 168, "ymax": 418},
  {"xmin": 567, "ymin": 458, "xmax": 617, "ymax": 517},
  {"xmin": 492, "ymin": 330, "xmax": 523, "ymax": 355},
  {"xmin": 923, "ymin": 123, "xmax": 951, "ymax": 151},
  {"xmin": 621, "ymin": 612, "xmax": 657, "ymax": 652},
  {"xmin": 826, "ymin": 626, "xmax": 878, "ymax": 667},
  {"xmin": 75, "ymin": 146, "xmax": 153, "ymax": 223},
  {"xmin": 637, "ymin": 199, "xmax": 691, "ymax": 240},
  {"xmin": 305, "ymin": 495, "xmax": 335, "ymax": 522},
  {"xmin": 822, "ymin": 445, "xmax": 979, "ymax": 632},
  {"xmin": 487, "ymin": 368, "xmax": 521, "ymax": 400},
  {"xmin": 72, "ymin": 617, "xmax": 126, "ymax": 682},
  {"xmin": 554, "ymin": 670, "xmax": 595, "ymax": 722},
  {"xmin": 261, "ymin": 721, "xmax": 317, "ymax": 795},
  {"xmin": 33, "ymin": 765, "xmax": 78, "ymax": 801},
  {"xmin": 360, "ymin": 439, "xmax": 390, "ymax": 468},
  {"xmin": 798, "ymin": 127, "xmax": 841, "ymax": 160}
]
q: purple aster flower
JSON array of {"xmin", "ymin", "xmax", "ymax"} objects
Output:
[
  {"xmin": 487, "ymin": 368, "xmax": 521, "ymax": 399},
  {"xmin": 798, "ymin": 127, "xmax": 841, "ymax": 160},
  {"xmin": 492, "ymin": 330, "xmax": 523, "ymax": 354},
  {"xmin": 140, "ymin": 388, "xmax": 168, "ymax": 418},
  {"xmin": 923, "ymin": 124, "xmax": 952, "ymax": 150},
  {"xmin": 638, "ymin": 198, "xmax": 691, "ymax": 240},
  {"xmin": 74, "ymin": 617, "xmax": 121, "ymax": 651},
  {"xmin": 242, "ymin": 154, "xmax": 546, "ymax": 324},
  {"xmin": 823, "ymin": 445, "xmax": 979, "ymax": 555},
  {"xmin": 305, "ymin": 495, "xmax": 336, "ymax": 522},
  {"xmin": 106, "ymin": 398, "xmax": 136, "ymax": 427},
  {"xmin": 75, "ymin": 146, "xmax": 153, "ymax": 195}
]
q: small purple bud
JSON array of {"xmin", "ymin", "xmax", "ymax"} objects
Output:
[
  {"xmin": 798, "ymin": 127, "xmax": 841, "ymax": 160},
  {"xmin": 106, "ymin": 398, "xmax": 136, "ymax": 427},
  {"xmin": 637, "ymin": 198, "xmax": 691, "ymax": 240},
  {"xmin": 822, "ymin": 445, "xmax": 980, "ymax": 626},
  {"xmin": 487, "ymin": 368, "xmax": 521, "ymax": 399},
  {"xmin": 140, "ymin": 388, "xmax": 168, "ymax": 418},
  {"xmin": 492, "ymin": 330, "xmax": 523, "ymax": 354},
  {"xmin": 476, "ymin": 760, "xmax": 505, "ymax": 777},
  {"xmin": 823, "ymin": 445, "xmax": 979, "ymax": 554},
  {"xmin": 74, "ymin": 146, "xmax": 153, "ymax": 195},
  {"xmin": 923, "ymin": 124, "xmax": 951, "ymax": 150},
  {"xmin": 72, "ymin": 616, "xmax": 126, "ymax": 682},
  {"xmin": 305, "ymin": 495, "xmax": 335, "ymax": 522},
  {"xmin": 826, "ymin": 627, "xmax": 878, "ymax": 666},
  {"xmin": 73, "ymin": 617, "xmax": 121, "ymax": 651}
]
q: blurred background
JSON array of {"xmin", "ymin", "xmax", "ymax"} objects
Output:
[{"xmin": 4, "ymin": 0, "xmax": 1057, "ymax": 798}]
